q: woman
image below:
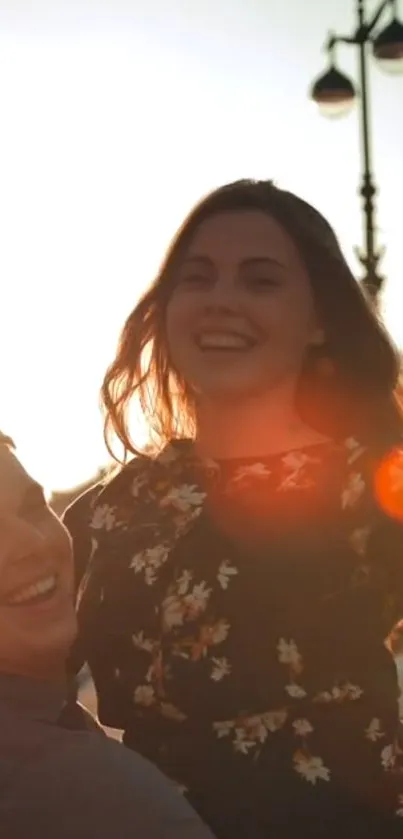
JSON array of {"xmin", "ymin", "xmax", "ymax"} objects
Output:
[{"xmin": 65, "ymin": 180, "xmax": 403, "ymax": 838}]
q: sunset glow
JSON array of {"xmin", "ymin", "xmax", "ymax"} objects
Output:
[{"xmin": 1, "ymin": 0, "xmax": 402, "ymax": 491}]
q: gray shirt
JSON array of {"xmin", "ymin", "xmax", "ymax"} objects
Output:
[{"xmin": 0, "ymin": 674, "xmax": 214, "ymax": 839}]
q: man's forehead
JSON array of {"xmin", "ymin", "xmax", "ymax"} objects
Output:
[{"xmin": 0, "ymin": 445, "xmax": 38, "ymax": 509}]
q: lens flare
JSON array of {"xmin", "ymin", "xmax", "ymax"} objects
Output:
[{"xmin": 374, "ymin": 447, "xmax": 403, "ymax": 521}]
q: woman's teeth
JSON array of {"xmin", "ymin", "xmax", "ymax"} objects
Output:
[
  {"xmin": 7, "ymin": 574, "xmax": 58, "ymax": 606},
  {"xmin": 196, "ymin": 332, "xmax": 253, "ymax": 350}
]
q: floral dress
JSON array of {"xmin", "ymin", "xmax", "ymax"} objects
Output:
[{"xmin": 65, "ymin": 438, "xmax": 403, "ymax": 839}]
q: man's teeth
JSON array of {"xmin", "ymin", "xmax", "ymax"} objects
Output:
[
  {"xmin": 197, "ymin": 333, "xmax": 252, "ymax": 350},
  {"xmin": 7, "ymin": 575, "xmax": 57, "ymax": 605}
]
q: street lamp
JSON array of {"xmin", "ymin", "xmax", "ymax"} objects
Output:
[{"xmin": 309, "ymin": 0, "xmax": 403, "ymax": 300}]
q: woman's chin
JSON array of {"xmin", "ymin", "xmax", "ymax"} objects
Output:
[{"xmin": 196, "ymin": 377, "xmax": 269, "ymax": 404}]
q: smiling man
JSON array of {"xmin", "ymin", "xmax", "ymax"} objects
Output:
[{"xmin": 0, "ymin": 433, "xmax": 214, "ymax": 839}]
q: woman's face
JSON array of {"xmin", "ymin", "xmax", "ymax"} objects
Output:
[{"xmin": 165, "ymin": 210, "xmax": 323, "ymax": 401}]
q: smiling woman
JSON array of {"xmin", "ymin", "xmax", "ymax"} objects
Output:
[{"xmin": 63, "ymin": 180, "xmax": 403, "ymax": 838}]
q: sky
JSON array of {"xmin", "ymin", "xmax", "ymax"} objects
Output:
[{"xmin": 0, "ymin": 0, "xmax": 402, "ymax": 491}]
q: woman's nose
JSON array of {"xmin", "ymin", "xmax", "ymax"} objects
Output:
[{"xmin": 203, "ymin": 277, "xmax": 240, "ymax": 314}]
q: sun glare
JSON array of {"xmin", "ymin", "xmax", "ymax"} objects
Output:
[{"xmin": 1, "ymin": 15, "xmax": 402, "ymax": 492}]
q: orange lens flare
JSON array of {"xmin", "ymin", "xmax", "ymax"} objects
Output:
[{"xmin": 374, "ymin": 447, "xmax": 403, "ymax": 521}]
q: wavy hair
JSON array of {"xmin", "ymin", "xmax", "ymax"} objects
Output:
[{"xmin": 101, "ymin": 179, "xmax": 402, "ymax": 461}]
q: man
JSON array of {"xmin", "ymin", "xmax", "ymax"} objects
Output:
[{"xmin": 0, "ymin": 433, "xmax": 214, "ymax": 839}]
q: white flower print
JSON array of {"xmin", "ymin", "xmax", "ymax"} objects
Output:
[
  {"xmin": 294, "ymin": 751, "xmax": 331, "ymax": 784},
  {"xmin": 293, "ymin": 718, "xmax": 314, "ymax": 737},
  {"xmin": 232, "ymin": 463, "xmax": 271, "ymax": 483},
  {"xmin": 160, "ymin": 484, "xmax": 206, "ymax": 513},
  {"xmin": 365, "ymin": 718, "xmax": 385, "ymax": 742},
  {"xmin": 213, "ymin": 709, "xmax": 287, "ymax": 749},
  {"xmin": 314, "ymin": 690, "xmax": 332, "ymax": 703},
  {"xmin": 211, "ymin": 657, "xmax": 232, "ymax": 681},
  {"xmin": 345, "ymin": 437, "xmax": 366, "ymax": 464},
  {"xmin": 91, "ymin": 504, "xmax": 116, "ymax": 531},
  {"xmin": 184, "ymin": 582, "xmax": 211, "ymax": 618},
  {"xmin": 343, "ymin": 682, "xmax": 364, "ymax": 701},
  {"xmin": 210, "ymin": 620, "xmax": 230, "ymax": 645},
  {"xmin": 134, "ymin": 685, "xmax": 156, "ymax": 707},
  {"xmin": 162, "ymin": 595, "xmax": 185, "ymax": 630},
  {"xmin": 341, "ymin": 472, "xmax": 365, "ymax": 509},
  {"xmin": 177, "ymin": 570, "xmax": 193, "ymax": 596},
  {"xmin": 145, "ymin": 567, "xmax": 158, "ymax": 586},
  {"xmin": 285, "ymin": 684, "xmax": 307, "ymax": 699},
  {"xmin": 131, "ymin": 474, "xmax": 147, "ymax": 497},
  {"xmin": 162, "ymin": 581, "xmax": 211, "ymax": 630},
  {"xmin": 396, "ymin": 795, "xmax": 403, "ymax": 817},
  {"xmin": 279, "ymin": 452, "xmax": 316, "ymax": 490},
  {"xmin": 314, "ymin": 683, "xmax": 363, "ymax": 704},
  {"xmin": 213, "ymin": 720, "xmax": 235, "ymax": 739},
  {"xmin": 233, "ymin": 730, "xmax": 257, "ymax": 755},
  {"xmin": 172, "ymin": 619, "xmax": 230, "ymax": 661},
  {"xmin": 381, "ymin": 743, "xmax": 397, "ymax": 771},
  {"xmin": 217, "ymin": 561, "xmax": 239, "ymax": 590},
  {"xmin": 237, "ymin": 716, "xmax": 270, "ymax": 749},
  {"xmin": 132, "ymin": 631, "xmax": 154, "ymax": 653},
  {"xmin": 172, "ymin": 506, "xmax": 203, "ymax": 537},
  {"xmin": 350, "ymin": 527, "xmax": 370, "ymax": 556},
  {"xmin": 277, "ymin": 639, "xmax": 303, "ymax": 673},
  {"xmin": 262, "ymin": 709, "xmax": 288, "ymax": 733},
  {"xmin": 160, "ymin": 703, "xmax": 187, "ymax": 722},
  {"xmin": 282, "ymin": 452, "xmax": 311, "ymax": 471},
  {"xmin": 130, "ymin": 544, "xmax": 169, "ymax": 585},
  {"xmin": 114, "ymin": 668, "xmax": 121, "ymax": 679}
]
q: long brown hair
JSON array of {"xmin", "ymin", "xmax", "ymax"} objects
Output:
[{"xmin": 101, "ymin": 179, "xmax": 402, "ymax": 461}]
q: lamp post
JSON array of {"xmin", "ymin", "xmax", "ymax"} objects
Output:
[{"xmin": 310, "ymin": 0, "xmax": 403, "ymax": 301}]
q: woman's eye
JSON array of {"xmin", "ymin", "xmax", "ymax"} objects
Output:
[
  {"xmin": 179, "ymin": 274, "xmax": 211, "ymax": 288},
  {"xmin": 248, "ymin": 276, "xmax": 281, "ymax": 290}
]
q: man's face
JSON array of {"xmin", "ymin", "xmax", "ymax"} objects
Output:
[{"xmin": 0, "ymin": 444, "xmax": 77, "ymax": 680}]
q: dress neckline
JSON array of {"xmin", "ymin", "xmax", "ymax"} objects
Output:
[{"xmin": 165, "ymin": 437, "xmax": 342, "ymax": 469}]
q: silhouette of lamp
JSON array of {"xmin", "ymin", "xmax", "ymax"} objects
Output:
[{"xmin": 309, "ymin": 0, "xmax": 403, "ymax": 300}]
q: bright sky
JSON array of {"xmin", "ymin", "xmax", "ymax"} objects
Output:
[{"xmin": 1, "ymin": 0, "xmax": 402, "ymax": 491}]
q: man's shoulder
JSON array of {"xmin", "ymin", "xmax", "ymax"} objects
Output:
[{"xmin": 4, "ymin": 725, "xmax": 212, "ymax": 838}]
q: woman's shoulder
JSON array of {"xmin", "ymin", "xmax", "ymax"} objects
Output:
[
  {"xmin": 63, "ymin": 444, "xmax": 183, "ymax": 532},
  {"xmin": 62, "ymin": 482, "xmax": 105, "ymax": 533}
]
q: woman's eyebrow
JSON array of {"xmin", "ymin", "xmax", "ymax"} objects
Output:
[
  {"xmin": 240, "ymin": 257, "xmax": 286, "ymax": 270},
  {"xmin": 179, "ymin": 255, "xmax": 214, "ymax": 267}
]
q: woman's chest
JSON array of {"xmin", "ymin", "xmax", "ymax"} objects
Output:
[{"xmin": 80, "ymin": 507, "xmax": 386, "ymax": 720}]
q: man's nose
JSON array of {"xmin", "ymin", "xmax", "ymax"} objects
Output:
[{"xmin": 2, "ymin": 517, "xmax": 46, "ymax": 563}]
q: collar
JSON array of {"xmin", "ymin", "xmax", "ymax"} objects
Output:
[{"xmin": 0, "ymin": 672, "xmax": 68, "ymax": 724}]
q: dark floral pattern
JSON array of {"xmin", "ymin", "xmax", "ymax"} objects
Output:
[{"xmin": 66, "ymin": 437, "xmax": 403, "ymax": 836}]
